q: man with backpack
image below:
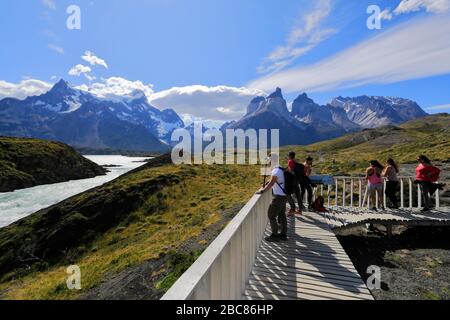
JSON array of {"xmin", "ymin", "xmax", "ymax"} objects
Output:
[{"xmin": 257, "ymin": 153, "xmax": 292, "ymax": 242}]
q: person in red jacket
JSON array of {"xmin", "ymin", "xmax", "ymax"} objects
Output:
[{"xmin": 415, "ymin": 155, "xmax": 444, "ymax": 212}]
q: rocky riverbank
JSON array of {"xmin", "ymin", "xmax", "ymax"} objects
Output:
[{"xmin": 337, "ymin": 225, "xmax": 450, "ymax": 300}]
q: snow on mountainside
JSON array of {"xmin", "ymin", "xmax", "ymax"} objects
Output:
[
  {"xmin": 227, "ymin": 88, "xmax": 428, "ymax": 146},
  {"xmin": 330, "ymin": 95, "xmax": 427, "ymax": 128},
  {"xmin": 0, "ymin": 80, "xmax": 429, "ymax": 149},
  {"xmin": 0, "ymin": 80, "xmax": 184, "ymax": 152}
]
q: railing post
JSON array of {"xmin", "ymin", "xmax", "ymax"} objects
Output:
[
  {"xmin": 400, "ymin": 178, "xmax": 404, "ymax": 208},
  {"xmin": 375, "ymin": 188, "xmax": 379, "ymax": 209},
  {"xmin": 335, "ymin": 178, "xmax": 338, "ymax": 207},
  {"xmin": 417, "ymin": 184, "xmax": 422, "ymax": 209},
  {"xmin": 436, "ymin": 188, "xmax": 440, "ymax": 208},
  {"xmin": 409, "ymin": 178, "xmax": 413, "ymax": 209},
  {"xmin": 342, "ymin": 178, "xmax": 346, "ymax": 207},
  {"xmin": 350, "ymin": 179, "xmax": 354, "ymax": 207},
  {"xmin": 383, "ymin": 179, "xmax": 387, "ymax": 209},
  {"xmin": 327, "ymin": 184, "xmax": 331, "ymax": 208},
  {"xmin": 358, "ymin": 179, "xmax": 362, "ymax": 208}
]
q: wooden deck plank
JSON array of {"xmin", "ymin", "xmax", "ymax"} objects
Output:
[
  {"xmin": 249, "ymin": 274, "xmax": 372, "ymax": 295},
  {"xmin": 323, "ymin": 207, "xmax": 450, "ymax": 230},
  {"xmin": 250, "ymin": 270, "xmax": 371, "ymax": 294},
  {"xmin": 247, "ymin": 279, "xmax": 373, "ymax": 300},
  {"xmin": 243, "ymin": 211, "xmax": 374, "ymax": 300},
  {"xmin": 251, "ymin": 265, "xmax": 367, "ymax": 285}
]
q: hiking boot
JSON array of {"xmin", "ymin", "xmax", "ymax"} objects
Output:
[
  {"xmin": 295, "ymin": 209, "xmax": 302, "ymax": 215},
  {"xmin": 370, "ymin": 207, "xmax": 378, "ymax": 211},
  {"xmin": 421, "ymin": 207, "xmax": 431, "ymax": 213},
  {"xmin": 265, "ymin": 234, "xmax": 281, "ymax": 242},
  {"xmin": 278, "ymin": 234, "xmax": 289, "ymax": 241}
]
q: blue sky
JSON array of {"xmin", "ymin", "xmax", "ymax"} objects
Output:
[{"xmin": 1, "ymin": 0, "xmax": 450, "ymax": 121}]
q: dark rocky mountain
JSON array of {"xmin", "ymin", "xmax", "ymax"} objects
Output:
[
  {"xmin": 0, "ymin": 80, "xmax": 184, "ymax": 152},
  {"xmin": 226, "ymin": 88, "xmax": 428, "ymax": 146},
  {"xmin": 227, "ymin": 88, "xmax": 315, "ymax": 145},
  {"xmin": 227, "ymin": 89, "xmax": 352, "ymax": 145}
]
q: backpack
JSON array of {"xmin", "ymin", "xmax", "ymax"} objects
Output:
[
  {"xmin": 293, "ymin": 162, "xmax": 311, "ymax": 185},
  {"xmin": 293, "ymin": 162, "xmax": 306, "ymax": 180},
  {"xmin": 312, "ymin": 196, "xmax": 327, "ymax": 212},
  {"xmin": 276, "ymin": 167, "xmax": 297, "ymax": 195}
]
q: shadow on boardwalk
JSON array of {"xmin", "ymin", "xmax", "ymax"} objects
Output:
[{"xmin": 243, "ymin": 212, "xmax": 373, "ymax": 300}]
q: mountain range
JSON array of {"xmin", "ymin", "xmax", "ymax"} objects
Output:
[
  {"xmin": 0, "ymin": 81, "xmax": 428, "ymax": 151},
  {"xmin": 0, "ymin": 80, "xmax": 183, "ymax": 152},
  {"xmin": 225, "ymin": 87, "xmax": 428, "ymax": 145}
]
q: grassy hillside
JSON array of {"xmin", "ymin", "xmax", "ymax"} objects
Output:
[
  {"xmin": 0, "ymin": 137, "xmax": 106, "ymax": 192},
  {"xmin": 279, "ymin": 114, "xmax": 450, "ymax": 175},
  {"xmin": 0, "ymin": 114, "xmax": 447, "ymax": 300},
  {"xmin": 0, "ymin": 155, "xmax": 261, "ymax": 299}
]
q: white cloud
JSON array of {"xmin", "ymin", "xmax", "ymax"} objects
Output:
[
  {"xmin": 82, "ymin": 51, "xmax": 108, "ymax": 69},
  {"xmin": 42, "ymin": 0, "xmax": 56, "ymax": 10},
  {"xmin": 76, "ymin": 77, "xmax": 154, "ymax": 101},
  {"xmin": 148, "ymin": 85, "xmax": 266, "ymax": 121},
  {"xmin": 425, "ymin": 103, "xmax": 450, "ymax": 111},
  {"xmin": 68, "ymin": 64, "xmax": 92, "ymax": 76},
  {"xmin": 379, "ymin": 9, "xmax": 394, "ymax": 20},
  {"xmin": 0, "ymin": 76, "xmax": 264, "ymax": 122},
  {"xmin": 381, "ymin": 0, "xmax": 450, "ymax": 20},
  {"xmin": 395, "ymin": 0, "xmax": 450, "ymax": 14},
  {"xmin": 48, "ymin": 44, "xmax": 64, "ymax": 55},
  {"xmin": 249, "ymin": 14, "xmax": 450, "ymax": 94},
  {"xmin": 0, "ymin": 79, "xmax": 52, "ymax": 100},
  {"xmin": 258, "ymin": 0, "xmax": 337, "ymax": 74}
]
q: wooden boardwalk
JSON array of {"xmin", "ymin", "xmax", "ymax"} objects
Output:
[
  {"xmin": 323, "ymin": 207, "xmax": 450, "ymax": 230},
  {"xmin": 243, "ymin": 211, "xmax": 374, "ymax": 300}
]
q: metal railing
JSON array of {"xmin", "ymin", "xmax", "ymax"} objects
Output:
[
  {"xmin": 314, "ymin": 176, "xmax": 441, "ymax": 209},
  {"xmin": 161, "ymin": 191, "xmax": 272, "ymax": 300}
]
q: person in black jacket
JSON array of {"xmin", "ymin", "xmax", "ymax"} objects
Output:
[{"xmin": 287, "ymin": 152, "xmax": 302, "ymax": 216}]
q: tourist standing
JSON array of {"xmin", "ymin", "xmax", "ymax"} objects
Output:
[
  {"xmin": 258, "ymin": 154, "xmax": 288, "ymax": 242},
  {"xmin": 303, "ymin": 157, "xmax": 314, "ymax": 210},
  {"xmin": 366, "ymin": 160, "xmax": 384, "ymax": 210},
  {"xmin": 415, "ymin": 155, "xmax": 442, "ymax": 212},
  {"xmin": 382, "ymin": 158, "xmax": 400, "ymax": 209},
  {"xmin": 287, "ymin": 152, "xmax": 302, "ymax": 216}
]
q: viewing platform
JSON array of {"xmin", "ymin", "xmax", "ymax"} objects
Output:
[{"xmin": 162, "ymin": 176, "xmax": 448, "ymax": 301}]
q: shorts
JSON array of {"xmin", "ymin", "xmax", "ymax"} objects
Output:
[{"xmin": 368, "ymin": 183, "xmax": 383, "ymax": 191}]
